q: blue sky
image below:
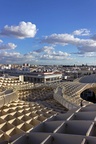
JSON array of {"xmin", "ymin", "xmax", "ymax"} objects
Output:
[{"xmin": 0, "ymin": 0, "xmax": 96, "ymax": 65}]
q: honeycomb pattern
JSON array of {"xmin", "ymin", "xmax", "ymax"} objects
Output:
[
  {"xmin": 18, "ymin": 86, "xmax": 53, "ymax": 101},
  {"xmin": 12, "ymin": 104, "xmax": 96, "ymax": 144},
  {"xmin": 18, "ymin": 86, "xmax": 67, "ymax": 113},
  {"xmin": 0, "ymin": 100, "xmax": 59, "ymax": 142},
  {"xmin": 1, "ymin": 76, "xmax": 96, "ymax": 143}
]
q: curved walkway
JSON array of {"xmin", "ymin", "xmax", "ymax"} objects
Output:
[{"xmin": 0, "ymin": 74, "xmax": 96, "ymax": 143}]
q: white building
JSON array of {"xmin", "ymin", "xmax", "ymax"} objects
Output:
[{"xmin": 19, "ymin": 71, "xmax": 62, "ymax": 84}]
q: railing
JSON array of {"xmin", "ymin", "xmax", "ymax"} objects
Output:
[
  {"xmin": 0, "ymin": 90, "xmax": 18, "ymax": 108},
  {"xmin": 53, "ymin": 85, "xmax": 92, "ymax": 110},
  {"xmin": 0, "ymin": 88, "xmax": 7, "ymax": 96},
  {"xmin": 54, "ymin": 92, "xmax": 78, "ymax": 110},
  {"xmin": 53, "ymin": 87, "xmax": 79, "ymax": 110}
]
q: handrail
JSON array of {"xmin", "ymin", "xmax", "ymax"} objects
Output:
[
  {"xmin": 0, "ymin": 89, "xmax": 7, "ymax": 96},
  {"xmin": 0, "ymin": 89, "xmax": 18, "ymax": 108}
]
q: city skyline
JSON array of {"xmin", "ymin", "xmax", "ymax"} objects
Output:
[{"xmin": 0, "ymin": 0, "xmax": 96, "ymax": 65}]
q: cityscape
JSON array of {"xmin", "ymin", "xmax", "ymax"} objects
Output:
[{"xmin": 0, "ymin": 0, "xmax": 96, "ymax": 143}]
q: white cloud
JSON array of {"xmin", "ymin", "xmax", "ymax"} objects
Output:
[
  {"xmin": 0, "ymin": 42, "xmax": 17, "ymax": 50},
  {"xmin": 75, "ymin": 52, "xmax": 96, "ymax": 57},
  {"xmin": 0, "ymin": 21, "xmax": 37, "ymax": 39},
  {"xmin": 0, "ymin": 46, "xmax": 72, "ymax": 64},
  {"xmin": 91, "ymin": 34, "xmax": 96, "ymax": 41},
  {"xmin": 0, "ymin": 51, "xmax": 35, "ymax": 63},
  {"xmin": 41, "ymin": 33, "xmax": 71, "ymax": 45},
  {"xmin": 41, "ymin": 33, "xmax": 96, "ymax": 55},
  {"xmin": 35, "ymin": 46, "xmax": 54, "ymax": 54},
  {"xmin": 0, "ymin": 51, "xmax": 22, "ymax": 63},
  {"xmin": 0, "ymin": 39, "xmax": 3, "ymax": 43},
  {"xmin": 77, "ymin": 45, "xmax": 96, "ymax": 53},
  {"xmin": 72, "ymin": 29, "xmax": 90, "ymax": 36},
  {"xmin": 33, "ymin": 46, "xmax": 71, "ymax": 60},
  {"xmin": 84, "ymin": 52, "xmax": 96, "ymax": 57},
  {"xmin": 40, "ymin": 53, "xmax": 71, "ymax": 60},
  {"xmin": 41, "ymin": 33, "xmax": 85, "ymax": 46}
]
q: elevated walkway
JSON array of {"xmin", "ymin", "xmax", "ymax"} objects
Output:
[{"xmin": 0, "ymin": 74, "xmax": 96, "ymax": 143}]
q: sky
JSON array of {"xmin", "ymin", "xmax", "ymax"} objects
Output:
[{"xmin": 0, "ymin": 0, "xmax": 96, "ymax": 65}]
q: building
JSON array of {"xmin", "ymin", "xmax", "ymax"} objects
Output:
[{"xmin": 19, "ymin": 71, "xmax": 62, "ymax": 84}]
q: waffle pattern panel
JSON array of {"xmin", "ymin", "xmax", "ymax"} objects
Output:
[
  {"xmin": 0, "ymin": 100, "xmax": 58, "ymax": 142},
  {"xmin": 11, "ymin": 104, "xmax": 96, "ymax": 144}
]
